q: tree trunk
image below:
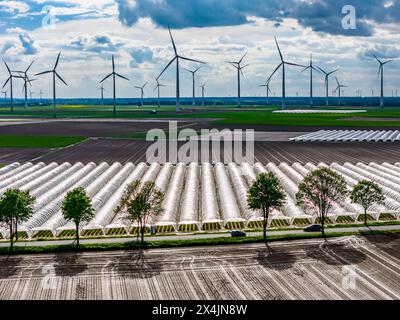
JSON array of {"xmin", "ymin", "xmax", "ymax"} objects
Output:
[
  {"xmin": 364, "ymin": 208, "xmax": 368, "ymax": 228},
  {"xmin": 9, "ymin": 222, "xmax": 14, "ymax": 252},
  {"xmin": 263, "ymin": 207, "xmax": 269, "ymax": 243},
  {"xmin": 76, "ymin": 222, "xmax": 80, "ymax": 248},
  {"xmin": 15, "ymin": 220, "xmax": 18, "ymax": 242},
  {"xmin": 321, "ymin": 213, "xmax": 326, "ymax": 239}
]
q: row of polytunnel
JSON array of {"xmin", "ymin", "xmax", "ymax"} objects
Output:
[
  {"xmin": 291, "ymin": 130, "xmax": 400, "ymax": 142},
  {"xmin": 0, "ymin": 161, "xmax": 399, "ymax": 239}
]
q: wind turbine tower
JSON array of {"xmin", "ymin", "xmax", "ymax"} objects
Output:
[
  {"xmin": 35, "ymin": 52, "xmax": 68, "ymax": 118},
  {"xmin": 154, "ymin": 79, "xmax": 166, "ymax": 108},
  {"xmin": 2, "ymin": 61, "xmax": 23, "ymax": 112},
  {"xmin": 317, "ymin": 66, "xmax": 339, "ymax": 106},
  {"xmin": 259, "ymin": 79, "xmax": 272, "ymax": 104},
  {"xmin": 200, "ymin": 83, "xmax": 206, "ymax": 107},
  {"xmin": 15, "ymin": 61, "xmax": 35, "ymax": 109},
  {"xmin": 135, "ymin": 82, "xmax": 148, "ymax": 107},
  {"xmin": 334, "ymin": 77, "xmax": 348, "ymax": 105},
  {"xmin": 227, "ymin": 53, "xmax": 248, "ymax": 108},
  {"xmin": 185, "ymin": 67, "xmax": 201, "ymax": 106},
  {"xmin": 157, "ymin": 27, "xmax": 205, "ymax": 112},
  {"xmin": 100, "ymin": 85, "xmax": 105, "ymax": 105},
  {"xmin": 268, "ymin": 37, "xmax": 305, "ymax": 109},
  {"xmin": 301, "ymin": 54, "xmax": 320, "ymax": 107},
  {"xmin": 373, "ymin": 54, "xmax": 393, "ymax": 108},
  {"xmin": 100, "ymin": 55, "xmax": 129, "ymax": 115}
]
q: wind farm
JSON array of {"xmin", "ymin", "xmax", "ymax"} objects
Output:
[{"xmin": 0, "ymin": 1, "xmax": 400, "ymax": 304}]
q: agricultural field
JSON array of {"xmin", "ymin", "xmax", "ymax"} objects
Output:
[
  {"xmin": 0, "ymin": 161, "xmax": 399, "ymax": 241},
  {"xmin": 1, "ymin": 105, "xmax": 400, "ymax": 128},
  {"xmin": 0, "ymin": 235, "xmax": 399, "ymax": 300}
]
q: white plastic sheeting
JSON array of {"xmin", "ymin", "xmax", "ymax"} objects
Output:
[
  {"xmin": 201, "ymin": 163, "xmax": 222, "ymax": 229},
  {"xmin": 291, "ymin": 130, "xmax": 400, "ymax": 142},
  {"xmin": 0, "ymin": 161, "xmax": 398, "ymax": 239},
  {"xmin": 156, "ymin": 163, "xmax": 186, "ymax": 231},
  {"xmin": 214, "ymin": 163, "xmax": 246, "ymax": 228},
  {"xmin": 179, "ymin": 163, "xmax": 200, "ymax": 231}
]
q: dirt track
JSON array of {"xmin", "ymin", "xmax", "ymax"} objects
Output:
[{"xmin": 0, "ymin": 235, "xmax": 399, "ymax": 300}]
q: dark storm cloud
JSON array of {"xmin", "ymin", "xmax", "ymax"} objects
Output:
[{"xmin": 115, "ymin": 0, "xmax": 400, "ymax": 36}]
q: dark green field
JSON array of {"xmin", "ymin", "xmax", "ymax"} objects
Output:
[
  {"xmin": 0, "ymin": 135, "xmax": 85, "ymax": 148},
  {"xmin": 1, "ymin": 105, "xmax": 400, "ymax": 127}
]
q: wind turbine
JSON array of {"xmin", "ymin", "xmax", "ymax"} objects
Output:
[
  {"xmin": 1, "ymin": 90, "xmax": 7, "ymax": 100},
  {"xmin": 39, "ymin": 89, "xmax": 43, "ymax": 100},
  {"xmin": 317, "ymin": 66, "xmax": 339, "ymax": 106},
  {"xmin": 2, "ymin": 61, "xmax": 24, "ymax": 112},
  {"xmin": 227, "ymin": 53, "xmax": 249, "ymax": 108},
  {"xmin": 268, "ymin": 37, "xmax": 305, "ymax": 109},
  {"xmin": 301, "ymin": 54, "xmax": 320, "ymax": 107},
  {"xmin": 99, "ymin": 85, "xmax": 105, "ymax": 105},
  {"xmin": 259, "ymin": 79, "xmax": 272, "ymax": 104},
  {"xmin": 15, "ymin": 60, "xmax": 35, "ymax": 109},
  {"xmin": 373, "ymin": 54, "xmax": 393, "ymax": 108},
  {"xmin": 157, "ymin": 27, "xmax": 205, "ymax": 112},
  {"xmin": 154, "ymin": 79, "xmax": 166, "ymax": 108},
  {"xmin": 134, "ymin": 82, "xmax": 147, "ymax": 107},
  {"xmin": 199, "ymin": 83, "xmax": 206, "ymax": 107},
  {"xmin": 29, "ymin": 90, "xmax": 34, "ymax": 100},
  {"xmin": 334, "ymin": 77, "xmax": 348, "ymax": 105},
  {"xmin": 185, "ymin": 67, "xmax": 202, "ymax": 106},
  {"xmin": 35, "ymin": 52, "xmax": 68, "ymax": 118},
  {"xmin": 100, "ymin": 55, "xmax": 129, "ymax": 115}
]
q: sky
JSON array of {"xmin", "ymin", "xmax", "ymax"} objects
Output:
[{"xmin": 0, "ymin": 0, "xmax": 399, "ymax": 99}]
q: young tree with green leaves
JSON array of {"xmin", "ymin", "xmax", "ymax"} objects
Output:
[
  {"xmin": 296, "ymin": 167, "xmax": 348, "ymax": 238},
  {"xmin": 115, "ymin": 181, "xmax": 164, "ymax": 243},
  {"xmin": 247, "ymin": 172, "xmax": 286, "ymax": 242},
  {"xmin": 0, "ymin": 189, "xmax": 35, "ymax": 251},
  {"xmin": 350, "ymin": 180, "xmax": 385, "ymax": 227},
  {"xmin": 61, "ymin": 187, "xmax": 94, "ymax": 248}
]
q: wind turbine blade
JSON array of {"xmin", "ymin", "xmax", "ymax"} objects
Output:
[
  {"xmin": 268, "ymin": 63, "xmax": 283, "ymax": 82},
  {"xmin": 143, "ymin": 82, "xmax": 148, "ymax": 89},
  {"xmin": 2, "ymin": 77, "xmax": 11, "ymax": 89},
  {"xmin": 285, "ymin": 62, "xmax": 305, "ymax": 68},
  {"xmin": 301, "ymin": 66, "xmax": 310, "ymax": 73},
  {"xmin": 26, "ymin": 60, "xmax": 35, "ymax": 73},
  {"xmin": 35, "ymin": 70, "xmax": 53, "ymax": 76},
  {"xmin": 316, "ymin": 66, "xmax": 326, "ymax": 75},
  {"xmin": 115, "ymin": 73, "xmax": 129, "ymax": 81},
  {"xmin": 112, "ymin": 55, "xmax": 115, "ymax": 71},
  {"xmin": 239, "ymin": 52, "xmax": 247, "ymax": 64},
  {"xmin": 328, "ymin": 69, "xmax": 339, "ymax": 76},
  {"xmin": 55, "ymin": 72, "xmax": 68, "ymax": 86},
  {"xmin": 274, "ymin": 37, "xmax": 283, "ymax": 62},
  {"xmin": 3, "ymin": 60, "xmax": 11, "ymax": 75},
  {"xmin": 100, "ymin": 73, "xmax": 113, "ymax": 84},
  {"xmin": 335, "ymin": 77, "xmax": 340, "ymax": 86},
  {"xmin": 54, "ymin": 52, "xmax": 61, "ymax": 70},
  {"xmin": 383, "ymin": 60, "xmax": 394, "ymax": 65},
  {"xmin": 241, "ymin": 64, "xmax": 250, "ymax": 69},
  {"xmin": 194, "ymin": 66, "xmax": 201, "ymax": 73},
  {"xmin": 373, "ymin": 54, "xmax": 382, "ymax": 64},
  {"xmin": 179, "ymin": 56, "xmax": 206, "ymax": 64},
  {"xmin": 168, "ymin": 27, "xmax": 178, "ymax": 56},
  {"xmin": 157, "ymin": 57, "xmax": 177, "ymax": 80}
]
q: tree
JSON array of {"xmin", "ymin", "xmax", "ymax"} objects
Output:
[
  {"xmin": 61, "ymin": 187, "xmax": 94, "ymax": 248},
  {"xmin": 0, "ymin": 189, "xmax": 35, "ymax": 251},
  {"xmin": 247, "ymin": 172, "xmax": 286, "ymax": 242},
  {"xmin": 350, "ymin": 180, "xmax": 385, "ymax": 227},
  {"xmin": 115, "ymin": 181, "xmax": 164, "ymax": 243},
  {"xmin": 296, "ymin": 167, "xmax": 348, "ymax": 238}
]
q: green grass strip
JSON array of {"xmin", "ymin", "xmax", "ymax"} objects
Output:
[
  {"xmin": 0, "ymin": 135, "xmax": 86, "ymax": 148},
  {"xmin": 1, "ymin": 229, "xmax": 399, "ymax": 256}
]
